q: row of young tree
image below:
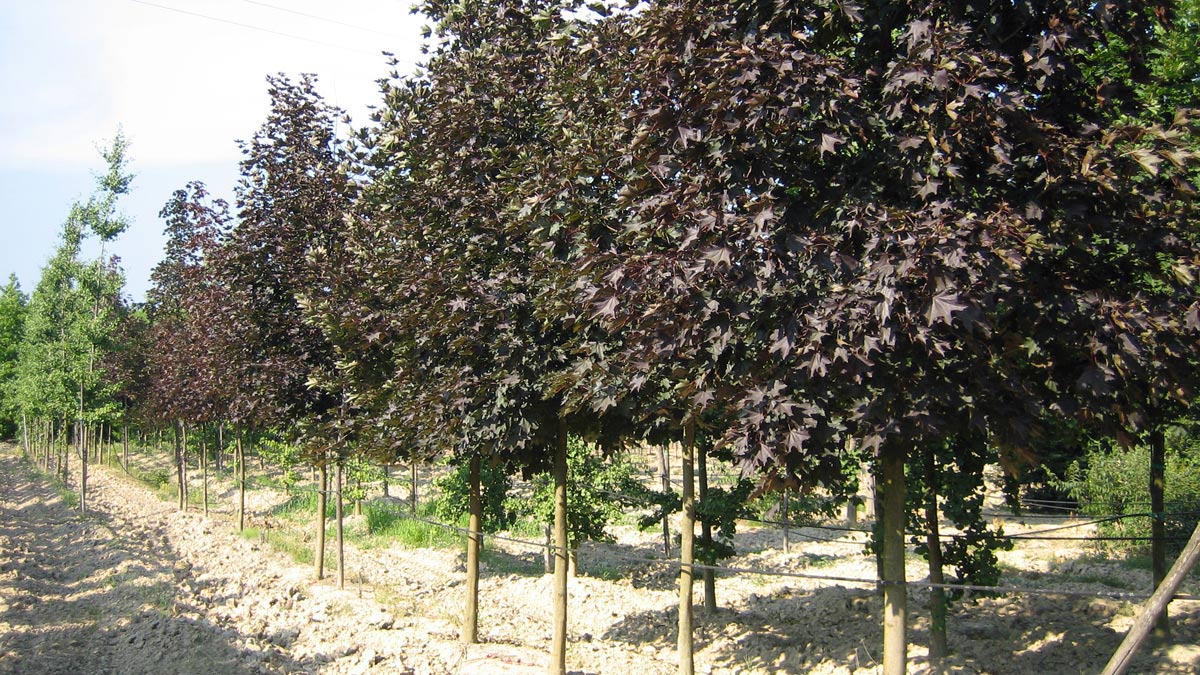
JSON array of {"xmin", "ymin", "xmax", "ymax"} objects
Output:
[{"xmin": 1, "ymin": 1, "xmax": 1198, "ymax": 674}]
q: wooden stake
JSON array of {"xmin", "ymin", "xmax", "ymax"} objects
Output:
[{"xmin": 1101, "ymin": 522, "xmax": 1200, "ymax": 675}]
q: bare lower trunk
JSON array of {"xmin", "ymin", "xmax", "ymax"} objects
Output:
[
  {"xmin": 697, "ymin": 441, "xmax": 715, "ymax": 613},
  {"xmin": 336, "ymin": 462, "xmax": 345, "ymax": 590},
  {"xmin": 316, "ymin": 463, "xmax": 328, "ymax": 580},
  {"xmin": 1150, "ymin": 425, "xmax": 1169, "ymax": 641},
  {"xmin": 549, "ymin": 419, "xmax": 569, "ymax": 675},
  {"xmin": 462, "ymin": 454, "xmax": 481, "ymax": 643},
  {"xmin": 237, "ymin": 434, "xmax": 246, "ymax": 532},
  {"xmin": 678, "ymin": 420, "xmax": 696, "ymax": 675},
  {"xmin": 925, "ymin": 448, "xmax": 947, "ymax": 666},
  {"xmin": 410, "ymin": 461, "xmax": 419, "ymax": 515},
  {"xmin": 78, "ymin": 420, "xmax": 88, "ymax": 514},
  {"xmin": 659, "ymin": 444, "xmax": 671, "ymax": 557},
  {"xmin": 201, "ymin": 433, "xmax": 209, "ymax": 516},
  {"xmin": 881, "ymin": 446, "xmax": 908, "ymax": 675}
]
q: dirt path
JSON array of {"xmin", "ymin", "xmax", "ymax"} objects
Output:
[
  {"xmin": 0, "ymin": 451, "xmax": 256, "ymax": 674},
  {"xmin": 0, "ymin": 450, "xmax": 436, "ymax": 674}
]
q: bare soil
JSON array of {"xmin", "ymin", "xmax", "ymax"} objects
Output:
[{"xmin": 2, "ymin": 445, "xmax": 1199, "ymax": 675}]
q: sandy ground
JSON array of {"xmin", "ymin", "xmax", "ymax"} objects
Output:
[{"xmin": 2, "ymin": 445, "xmax": 1199, "ymax": 675}]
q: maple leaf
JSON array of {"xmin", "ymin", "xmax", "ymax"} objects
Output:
[{"xmin": 925, "ymin": 291, "xmax": 967, "ymax": 326}]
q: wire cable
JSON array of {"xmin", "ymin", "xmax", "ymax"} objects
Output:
[
  {"xmin": 234, "ymin": 0, "xmax": 411, "ymax": 39},
  {"xmin": 126, "ymin": 0, "xmax": 379, "ymax": 55}
]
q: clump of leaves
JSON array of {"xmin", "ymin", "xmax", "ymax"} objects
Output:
[
  {"xmin": 432, "ymin": 456, "xmax": 515, "ymax": 533},
  {"xmin": 514, "ymin": 437, "xmax": 648, "ymax": 549}
]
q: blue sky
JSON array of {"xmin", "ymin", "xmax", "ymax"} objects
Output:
[{"xmin": 0, "ymin": 0, "xmax": 425, "ymax": 301}]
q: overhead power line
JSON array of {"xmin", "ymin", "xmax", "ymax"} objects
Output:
[
  {"xmin": 235, "ymin": 0, "xmax": 410, "ymax": 39},
  {"xmin": 126, "ymin": 0, "xmax": 379, "ymax": 55}
]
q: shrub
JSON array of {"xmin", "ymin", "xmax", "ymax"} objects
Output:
[
  {"xmin": 1062, "ymin": 425, "xmax": 1200, "ymax": 555},
  {"xmin": 513, "ymin": 437, "xmax": 649, "ymax": 549},
  {"xmin": 431, "ymin": 456, "xmax": 514, "ymax": 533}
]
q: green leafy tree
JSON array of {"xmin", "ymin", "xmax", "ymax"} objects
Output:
[{"xmin": 0, "ymin": 276, "xmax": 27, "ymax": 440}]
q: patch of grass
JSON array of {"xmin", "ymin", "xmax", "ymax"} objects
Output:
[
  {"xmin": 366, "ymin": 513, "xmax": 462, "ymax": 550},
  {"xmin": 481, "ymin": 549, "xmax": 544, "ymax": 577},
  {"xmin": 271, "ymin": 491, "xmax": 335, "ymax": 521},
  {"xmin": 240, "ymin": 525, "xmax": 325, "ymax": 568},
  {"xmin": 352, "ymin": 501, "xmax": 462, "ymax": 550},
  {"xmin": 1070, "ymin": 573, "xmax": 1133, "ymax": 590},
  {"xmin": 798, "ymin": 553, "xmax": 840, "ymax": 569}
]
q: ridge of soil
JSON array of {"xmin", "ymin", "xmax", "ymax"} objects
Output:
[{"xmin": 2, "ymin": 445, "xmax": 1199, "ymax": 674}]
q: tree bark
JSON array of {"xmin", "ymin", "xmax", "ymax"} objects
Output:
[
  {"xmin": 336, "ymin": 461, "xmax": 345, "ymax": 590},
  {"xmin": 1149, "ymin": 424, "xmax": 1169, "ymax": 641},
  {"xmin": 181, "ymin": 423, "xmax": 189, "ymax": 511},
  {"xmin": 316, "ymin": 463, "xmax": 328, "ymax": 580},
  {"xmin": 924, "ymin": 447, "xmax": 947, "ymax": 666},
  {"xmin": 462, "ymin": 454, "xmax": 482, "ymax": 644},
  {"xmin": 549, "ymin": 419, "xmax": 569, "ymax": 675},
  {"xmin": 881, "ymin": 445, "xmax": 908, "ymax": 675},
  {"xmin": 216, "ymin": 423, "xmax": 224, "ymax": 471},
  {"xmin": 678, "ymin": 421, "xmax": 696, "ymax": 675},
  {"xmin": 173, "ymin": 423, "xmax": 183, "ymax": 510},
  {"xmin": 237, "ymin": 434, "xmax": 246, "ymax": 532},
  {"xmin": 1101, "ymin": 521, "xmax": 1200, "ymax": 675},
  {"xmin": 78, "ymin": 420, "xmax": 88, "ymax": 515},
  {"xmin": 201, "ymin": 432, "xmax": 209, "ymax": 516},
  {"xmin": 781, "ymin": 488, "xmax": 790, "ymax": 554},
  {"xmin": 659, "ymin": 444, "xmax": 671, "ymax": 557},
  {"xmin": 122, "ymin": 423, "xmax": 129, "ymax": 471},
  {"xmin": 697, "ymin": 440, "xmax": 715, "ymax": 613},
  {"xmin": 410, "ymin": 460, "xmax": 419, "ymax": 515}
]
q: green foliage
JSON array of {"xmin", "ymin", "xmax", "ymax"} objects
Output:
[
  {"xmin": 907, "ymin": 437, "xmax": 1012, "ymax": 598},
  {"xmin": 0, "ymin": 276, "xmax": 27, "ymax": 438},
  {"xmin": 256, "ymin": 435, "xmax": 304, "ymax": 492},
  {"xmin": 1061, "ymin": 426, "xmax": 1200, "ymax": 554},
  {"xmin": 695, "ymin": 478, "xmax": 757, "ymax": 564},
  {"xmin": 514, "ymin": 437, "xmax": 647, "ymax": 549},
  {"xmin": 431, "ymin": 456, "xmax": 514, "ymax": 533}
]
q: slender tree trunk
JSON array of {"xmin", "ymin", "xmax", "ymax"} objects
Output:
[
  {"xmin": 336, "ymin": 461, "xmax": 345, "ymax": 590},
  {"xmin": 122, "ymin": 423, "xmax": 129, "ymax": 471},
  {"xmin": 549, "ymin": 419, "xmax": 569, "ymax": 675},
  {"xmin": 697, "ymin": 441, "xmax": 715, "ymax": 613},
  {"xmin": 78, "ymin": 419, "xmax": 88, "ymax": 515},
  {"xmin": 782, "ymin": 489, "xmax": 790, "ymax": 553},
  {"xmin": 463, "ymin": 454, "xmax": 482, "ymax": 644},
  {"xmin": 237, "ymin": 434, "xmax": 246, "ymax": 532},
  {"xmin": 410, "ymin": 461, "xmax": 419, "ymax": 515},
  {"xmin": 544, "ymin": 523, "xmax": 554, "ymax": 574},
  {"xmin": 1149, "ymin": 425, "xmax": 1169, "ymax": 641},
  {"xmin": 678, "ymin": 420, "xmax": 696, "ymax": 675},
  {"xmin": 181, "ymin": 423, "xmax": 189, "ymax": 511},
  {"xmin": 880, "ymin": 445, "xmax": 908, "ymax": 675},
  {"xmin": 316, "ymin": 463, "xmax": 328, "ymax": 580},
  {"xmin": 20, "ymin": 413, "xmax": 29, "ymax": 456},
  {"xmin": 382, "ymin": 464, "xmax": 390, "ymax": 497},
  {"xmin": 174, "ymin": 423, "xmax": 185, "ymax": 511},
  {"xmin": 216, "ymin": 423, "xmax": 224, "ymax": 471},
  {"xmin": 924, "ymin": 447, "xmax": 947, "ymax": 666},
  {"xmin": 659, "ymin": 444, "xmax": 671, "ymax": 557},
  {"xmin": 201, "ymin": 432, "xmax": 209, "ymax": 516}
]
